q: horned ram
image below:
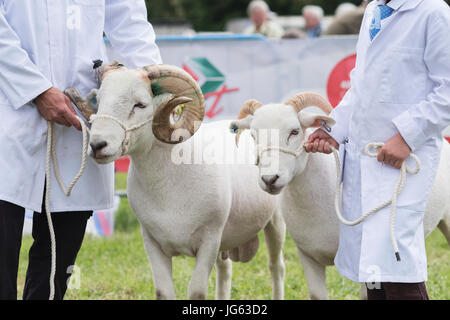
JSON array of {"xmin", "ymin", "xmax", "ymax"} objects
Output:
[{"xmin": 66, "ymin": 62, "xmax": 286, "ymax": 300}]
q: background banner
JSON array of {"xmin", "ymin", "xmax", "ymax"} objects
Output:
[
  {"xmin": 107, "ymin": 35, "xmax": 358, "ymax": 122},
  {"xmin": 107, "ymin": 34, "xmax": 450, "ymax": 175}
]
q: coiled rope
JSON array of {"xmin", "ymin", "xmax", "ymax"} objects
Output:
[
  {"xmin": 44, "ymin": 64, "xmax": 104, "ymax": 299},
  {"xmin": 330, "ymin": 143, "xmax": 421, "ymax": 262},
  {"xmin": 45, "ymin": 116, "xmax": 90, "ymax": 300}
]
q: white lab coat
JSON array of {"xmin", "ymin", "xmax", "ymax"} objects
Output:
[
  {"xmin": 0, "ymin": 0, "xmax": 162, "ymax": 213},
  {"xmin": 330, "ymin": 0, "xmax": 450, "ymax": 283}
]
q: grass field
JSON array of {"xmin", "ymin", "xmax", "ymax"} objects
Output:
[{"xmin": 16, "ymin": 173, "xmax": 450, "ymax": 300}]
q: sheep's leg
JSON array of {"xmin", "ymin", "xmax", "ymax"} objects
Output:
[
  {"xmin": 215, "ymin": 255, "xmax": 232, "ymax": 300},
  {"xmin": 360, "ymin": 283, "xmax": 368, "ymax": 300},
  {"xmin": 438, "ymin": 213, "xmax": 450, "ymax": 246},
  {"xmin": 141, "ymin": 227, "xmax": 176, "ymax": 300},
  {"xmin": 296, "ymin": 247, "xmax": 328, "ymax": 300},
  {"xmin": 263, "ymin": 210, "xmax": 286, "ymax": 300},
  {"xmin": 188, "ymin": 237, "xmax": 222, "ymax": 300}
]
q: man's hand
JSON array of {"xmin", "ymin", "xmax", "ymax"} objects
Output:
[
  {"xmin": 377, "ymin": 133, "xmax": 411, "ymax": 169},
  {"xmin": 305, "ymin": 129, "xmax": 339, "ymax": 154},
  {"xmin": 34, "ymin": 87, "xmax": 81, "ymax": 131}
]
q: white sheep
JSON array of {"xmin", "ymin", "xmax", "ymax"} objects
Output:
[
  {"xmin": 230, "ymin": 93, "xmax": 450, "ymax": 300},
  {"xmin": 66, "ymin": 62, "xmax": 286, "ymax": 300}
]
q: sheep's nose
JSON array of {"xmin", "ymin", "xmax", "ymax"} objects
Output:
[
  {"xmin": 261, "ymin": 175, "xmax": 279, "ymax": 187},
  {"xmin": 90, "ymin": 141, "xmax": 107, "ymax": 156}
]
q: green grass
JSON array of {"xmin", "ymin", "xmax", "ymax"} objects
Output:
[{"xmin": 16, "ymin": 173, "xmax": 449, "ymax": 300}]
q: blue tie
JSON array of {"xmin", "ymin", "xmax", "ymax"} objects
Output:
[{"xmin": 369, "ymin": 5, "xmax": 394, "ymax": 41}]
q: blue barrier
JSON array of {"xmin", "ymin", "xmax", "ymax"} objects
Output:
[
  {"xmin": 156, "ymin": 34, "xmax": 266, "ymax": 41},
  {"xmin": 104, "ymin": 34, "xmax": 266, "ymax": 43}
]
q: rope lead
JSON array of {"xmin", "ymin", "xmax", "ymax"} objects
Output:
[
  {"xmin": 331, "ymin": 142, "xmax": 420, "ymax": 263},
  {"xmin": 45, "ymin": 111, "xmax": 153, "ymax": 299},
  {"xmin": 45, "ymin": 116, "xmax": 90, "ymax": 300}
]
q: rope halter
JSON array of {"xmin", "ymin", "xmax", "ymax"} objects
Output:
[
  {"xmin": 89, "ymin": 113, "xmax": 154, "ymax": 156},
  {"xmin": 254, "ymin": 122, "xmax": 330, "ymax": 166},
  {"xmin": 255, "ymin": 140, "xmax": 306, "ymax": 166}
]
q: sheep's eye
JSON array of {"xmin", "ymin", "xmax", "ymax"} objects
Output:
[
  {"xmin": 134, "ymin": 103, "xmax": 146, "ymax": 109},
  {"xmin": 290, "ymin": 129, "xmax": 300, "ymax": 136}
]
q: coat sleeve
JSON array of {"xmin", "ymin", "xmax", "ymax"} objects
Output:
[
  {"xmin": 328, "ymin": 82, "xmax": 354, "ymax": 144},
  {"xmin": 392, "ymin": 9, "xmax": 450, "ymax": 152},
  {"xmin": 104, "ymin": 0, "xmax": 162, "ymax": 68},
  {"xmin": 0, "ymin": 9, "xmax": 52, "ymax": 109}
]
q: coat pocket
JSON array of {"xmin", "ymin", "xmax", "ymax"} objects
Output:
[
  {"xmin": 378, "ymin": 47, "xmax": 427, "ymax": 105},
  {"xmin": 396, "ymin": 208, "xmax": 424, "ymax": 249},
  {"xmin": 378, "ymin": 143, "xmax": 436, "ymax": 213}
]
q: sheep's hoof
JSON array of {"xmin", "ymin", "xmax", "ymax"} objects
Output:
[{"xmin": 189, "ymin": 292, "xmax": 206, "ymax": 300}]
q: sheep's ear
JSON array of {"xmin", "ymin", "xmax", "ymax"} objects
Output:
[
  {"xmin": 229, "ymin": 115, "xmax": 254, "ymax": 147},
  {"xmin": 299, "ymin": 113, "xmax": 335, "ymax": 129},
  {"xmin": 86, "ymin": 89, "xmax": 99, "ymax": 113},
  {"xmin": 230, "ymin": 115, "xmax": 253, "ymax": 133},
  {"xmin": 98, "ymin": 61, "xmax": 125, "ymax": 83}
]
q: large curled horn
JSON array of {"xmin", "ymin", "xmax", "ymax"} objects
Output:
[
  {"xmin": 237, "ymin": 99, "xmax": 263, "ymax": 120},
  {"xmin": 284, "ymin": 92, "xmax": 333, "ymax": 115},
  {"xmin": 145, "ymin": 64, "xmax": 205, "ymax": 144},
  {"xmin": 234, "ymin": 99, "xmax": 263, "ymax": 146}
]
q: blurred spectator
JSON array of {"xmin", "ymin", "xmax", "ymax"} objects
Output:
[
  {"xmin": 335, "ymin": 2, "xmax": 357, "ymax": 17},
  {"xmin": 244, "ymin": 0, "xmax": 284, "ymax": 39},
  {"xmin": 282, "ymin": 29, "xmax": 306, "ymax": 39},
  {"xmin": 323, "ymin": 0, "xmax": 369, "ymax": 35},
  {"xmin": 302, "ymin": 5, "xmax": 324, "ymax": 38}
]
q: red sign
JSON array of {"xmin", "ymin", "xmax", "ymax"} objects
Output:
[
  {"xmin": 203, "ymin": 85, "xmax": 239, "ymax": 118},
  {"xmin": 115, "ymin": 157, "xmax": 130, "ymax": 173},
  {"xmin": 327, "ymin": 54, "xmax": 356, "ymax": 108}
]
